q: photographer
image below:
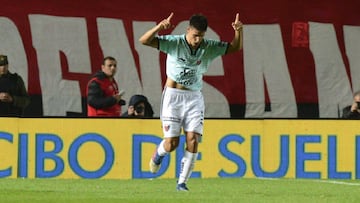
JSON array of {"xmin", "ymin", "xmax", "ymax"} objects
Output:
[
  {"xmin": 342, "ymin": 90, "xmax": 360, "ymax": 119},
  {"xmin": 122, "ymin": 94, "xmax": 154, "ymax": 118}
]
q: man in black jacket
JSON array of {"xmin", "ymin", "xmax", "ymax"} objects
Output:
[
  {"xmin": 0, "ymin": 55, "xmax": 30, "ymax": 116},
  {"xmin": 86, "ymin": 56, "xmax": 126, "ymax": 117},
  {"xmin": 342, "ymin": 90, "xmax": 360, "ymax": 119}
]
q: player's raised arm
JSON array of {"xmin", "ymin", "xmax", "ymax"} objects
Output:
[
  {"xmin": 227, "ymin": 13, "xmax": 243, "ymax": 54},
  {"xmin": 139, "ymin": 12, "xmax": 174, "ymax": 48}
]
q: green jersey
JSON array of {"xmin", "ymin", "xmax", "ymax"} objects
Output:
[{"xmin": 157, "ymin": 34, "xmax": 228, "ymax": 90}]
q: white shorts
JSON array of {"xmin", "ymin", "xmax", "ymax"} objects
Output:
[{"xmin": 160, "ymin": 87, "xmax": 204, "ymax": 138}]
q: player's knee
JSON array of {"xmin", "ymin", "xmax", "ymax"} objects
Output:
[
  {"xmin": 164, "ymin": 138, "xmax": 179, "ymax": 152},
  {"xmin": 187, "ymin": 139, "xmax": 198, "ymax": 150},
  {"xmin": 185, "ymin": 133, "xmax": 201, "ymax": 152}
]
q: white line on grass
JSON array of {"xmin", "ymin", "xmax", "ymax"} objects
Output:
[
  {"xmin": 256, "ymin": 177, "xmax": 360, "ymax": 186},
  {"xmin": 314, "ymin": 180, "xmax": 360, "ymax": 186}
]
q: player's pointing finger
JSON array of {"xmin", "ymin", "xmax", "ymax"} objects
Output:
[
  {"xmin": 167, "ymin": 12, "xmax": 174, "ymax": 21},
  {"xmin": 235, "ymin": 13, "xmax": 239, "ymax": 23}
]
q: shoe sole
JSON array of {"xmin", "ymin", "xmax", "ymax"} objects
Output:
[{"xmin": 177, "ymin": 188, "xmax": 189, "ymax": 191}]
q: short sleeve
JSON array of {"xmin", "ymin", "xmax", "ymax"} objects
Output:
[
  {"xmin": 157, "ymin": 35, "xmax": 181, "ymax": 54},
  {"xmin": 205, "ymin": 39, "xmax": 229, "ymax": 58}
]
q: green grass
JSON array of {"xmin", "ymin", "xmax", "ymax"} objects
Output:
[{"xmin": 1, "ymin": 178, "xmax": 360, "ymax": 203}]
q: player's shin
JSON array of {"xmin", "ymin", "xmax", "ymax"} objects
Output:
[
  {"xmin": 178, "ymin": 150, "xmax": 198, "ymax": 184},
  {"xmin": 153, "ymin": 140, "xmax": 168, "ymax": 163}
]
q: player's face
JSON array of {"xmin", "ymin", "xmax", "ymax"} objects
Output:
[
  {"xmin": 102, "ymin": 59, "xmax": 117, "ymax": 78},
  {"xmin": 186, "ymin": 26, "xmax": 205, "ymax": 49},
  {"xmin": 354, "ymin": 94, "xmax": 360, "ymax": 102}
]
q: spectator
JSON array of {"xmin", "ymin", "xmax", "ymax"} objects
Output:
[
  {"xmin": 87, "ymin": 56, "xmax": 125, "ymax": 117},
  {"xmin": 342, "ymin": 90, "xmax": 360, "ymax": 119},
  {"xmin": 0, "ymin": 55, "xmax": 30, "ymax": 116},
  {"xmin": 121, "ymin": 94, "xmax": 154, "ymax": 118}
]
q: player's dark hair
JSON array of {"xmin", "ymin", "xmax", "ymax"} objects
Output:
[
  {"xmin": 102, "ymin": 56, "xmax": 116, "ymax": 65},
  {"xmin": 189, "ymin": 14, "xmax": 208, "ymax": 32}
]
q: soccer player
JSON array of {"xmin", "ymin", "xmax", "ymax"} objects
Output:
[{"xmin": 139, "ymin": 12, "xmax": 243, "ymax": 191}]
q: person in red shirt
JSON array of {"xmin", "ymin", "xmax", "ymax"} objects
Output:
[{"xmin": 87, "ymin": 56, "xmax": 125, "ymax": 117}]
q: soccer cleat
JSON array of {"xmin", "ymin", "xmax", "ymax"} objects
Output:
[
  {"xmin": 176, "ymin": 183, "xmax": 189, "ymax": 191},
  {"xmin": 149, "ymin": 149, "xmax": 165, "ymax": 174},
  {"xmin": 149, "ymin": 158, "xmax": 160, "ymax": 174}
]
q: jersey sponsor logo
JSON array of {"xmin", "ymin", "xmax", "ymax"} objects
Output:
[{"xmin": 176, "ymin": 68, "xmax": 197, "ymax": 86}]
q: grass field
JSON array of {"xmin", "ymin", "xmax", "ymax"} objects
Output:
[{"xmin": 1, "ymin": 178, "xmax": 360, "ymax": 203}]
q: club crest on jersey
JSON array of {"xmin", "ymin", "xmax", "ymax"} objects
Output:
[{"xmin": 164, "ymin": 125, "xmax": 170, "ymax": 131}]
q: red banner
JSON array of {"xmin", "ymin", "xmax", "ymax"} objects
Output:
[{"xmin": 1, "ymin": 0, "xmax": 359, "ymax": 118}]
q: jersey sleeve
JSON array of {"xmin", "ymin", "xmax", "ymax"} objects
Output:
[
  {"xmin": 157, "ymin": 35, "xmax": 180, "ymax": 54},
  {"xmin": 206, "ymin": 39, "xmax": 229, "ymax": 58}
]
